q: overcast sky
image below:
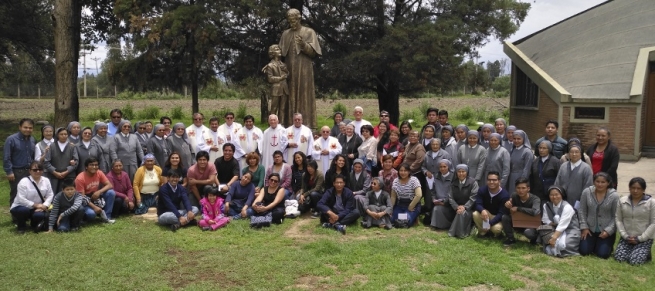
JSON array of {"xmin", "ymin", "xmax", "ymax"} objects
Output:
[{"xmin": 80, "ymin": 0, "xmax": 607, "ymax": 76}]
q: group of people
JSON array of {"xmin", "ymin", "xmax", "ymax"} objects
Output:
[{"xmin": 3, "ymin": 105, "xmax": 653, "ymax": 265}]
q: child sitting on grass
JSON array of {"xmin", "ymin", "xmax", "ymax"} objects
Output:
[
  {"xmin": 47, "ymin": 179, "xmax": 85, "ymax": 232},
  {"xmin": 199, "ymin": 189, "xmax": 230, "ymax": 231}
]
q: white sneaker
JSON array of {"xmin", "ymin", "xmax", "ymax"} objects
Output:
[{"xmin": 106, "ymin": 219, "xmax": 116, "ymax": 224}]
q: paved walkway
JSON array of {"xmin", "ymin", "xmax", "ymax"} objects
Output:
[{"xmin": 616, "ymin": 157, "xmax": 655, "ymax": 196}]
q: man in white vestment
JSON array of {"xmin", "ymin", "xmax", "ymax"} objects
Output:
[
  {"xmin": 217, "ymin": 112, "xmax": 242, "ymax": 143},
  {"xmin": 207, "ymin": 117, "xmax": 227, "ymax": 164},
  {"xmin": 261, "ymin": 114, "xmax": 288, "ymax": 169},
  {"xmin": 234, "ymin": 115, "xmax": 262, "ymax": 169},
  {"xmin": 312, "ymin": 126, "xmax": 342, "ymax": 175},
  {"xmin": 186, "ymin": 113, "xmax": 212, "ymax": 157},
  {"xmin": 284, "ymin": 113, "xmax": 314, "ymax": 164}
]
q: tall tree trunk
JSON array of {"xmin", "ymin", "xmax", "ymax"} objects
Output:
[
  {"xmin": 376, "ymin": 72, "xmax": 400, "ymax": 126},
  {"xmin": 53, "ymin": 0, "xmax": 81, "ymax": 127}
]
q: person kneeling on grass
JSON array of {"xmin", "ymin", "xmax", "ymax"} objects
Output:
[
  {"xmin": 501, "ymin": 177, "xmax": 541, "ymax": 246},
  {"xmin": 75, "ymin": 157, "xmax": 116, "ymax": 224},
  {"xmin": 47, "ymin": 179, "xmax": 85, "ymax": 232},
  {"xmin": 317, "ymin": 175, "xmax": 360, "ymax": 235},
  {"xmin": 157, "ymin": 170, "xmax": 200, "ymax": 232},
  {"xmin": 472, "ymin": 171, "xmax": 510, "ymax": 238}
]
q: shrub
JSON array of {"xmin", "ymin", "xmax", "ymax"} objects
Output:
[
  {"xmin": 122, "ymin": 103, "xmax": 135, "ymax": 120},
  {"xmin": 170, "ymin": 106, "xmax": 185, "ymax": 120},
  {"xmin": 211, "ymin": 107, "xmax": 232, "ymax": 119},
  {"xmin": 455, "ymin": 106, "xmax": 475, "ymax": 121},
  {"xmin": 418, "ymin": 102, "xmax": 431, "ymax": 116},
  {"xmin": 492, "ymin": 75, "xmax": 511, "ymax": 93},
  {"xmin": 332, "ymin": 102, "xmax": 348, "ymax": 117},
  {"xmin": 86, "ymin": 108, "xmax": 110, "ymax": 121},
  {"xmin": 138, "ymin": 106, "xmax": 161, "ymax": 120},
  {"xmin": 236, "ymin": 103, "xmax": 247, "ymax": 120},
  {"xmin": 400, "ymin": 108, "xmax": 422, "ymax": 124}
]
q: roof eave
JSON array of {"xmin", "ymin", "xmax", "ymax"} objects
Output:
[{"xmin": 504, "ymin": 41, "xmax": 571, "ymax": 104}]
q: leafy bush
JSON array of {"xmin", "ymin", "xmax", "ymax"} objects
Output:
[
  {"xmin": 492, "ymin": 75, "xmax": 510, "ymax": 93},
  {"xmin": 211, "ymin": 107, "xmax": 232, "ymax": 119},
  {"xmin": 455, "ymin": 106, "xmax": 475, "ymax": 120},
  {"xmin": 400, "ymin": 108, "xmax": 422, "ymax": 124},
  {"xmin": 170, "ymin": 106, "xmax": 185, "ymax": 120},
  {"xmin": 138, "ymin": 106, "xmax": 161, "ymax": 120},
  {"xmin": 418, "ymin": 101, "xmax": 432, "ymax": 116},
  {"xmin": 122, "ymin": 103, "xmax": 135, "ymax": 120},
  {"xmin": 86, "ymin": 108, "xmax": 110, "ymax": 121},
  {"xmin": 236, "ymin": 103, "xmax": 247, "ymax": 120},
  {"xmin": 332, "ymin": 102, "xmax": 348, "ymax": 116},
  {"xmin": 117, "ymin": 90, "xmax": 183, "ymax": 100},
  {"xmin": 200, "ymin": 80, "xmax": 243, "ymax": 99}
]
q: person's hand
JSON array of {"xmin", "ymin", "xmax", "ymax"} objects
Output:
[
  {"xmin": 57, "ymin": 214, "xmax": 63, "ymax": 227},
  {"xmin": 321, "ymin": 149, "xmax": 329, "ymax": 155},
  {"xmin": 599, "ymin": 231, "xmax": 609, "ymax": 239},
  {"xmin": 187, "ymin": 211, "xmax": 195, "ymax": 221},
  {"xmin": 627, "ymin": 236, "xmax": 638, "ymax": 245},
  {"xmin": 127, "ymin": 201, "xmax": 135, "ymax": 210},
  {"xmin": 179, "ymin": 216, "xmax": 188, "ymax": 225},
  {"xmin": 188, "ymin": 178, "xmax": 197, "ymax": 186},
  {"xmin": 7, "ymin": 173, "xmax": 15, "ymax": 182},
  {"xmin": 69, "ymin": 160, "xmax": 76, "ymax": 166},
  {"xmin": 425, "ymin": 171, "xmax": 433, "ymax": 179},
  {"xmin": 457, "ymin": 205, "xmax": 465, "ymax": 215},
  {"xmin": 408, "ymin": 206, "xmax": 415, "ymax": 212},
  {"xmin": 208, "ymin": 220, "xmax": 215, "ymax": 224},
  {"xmin": 348, "ymin": 154, "xmax": 354, "ymax": 159},
  {"xmin": 294, "ymin": 35, "xmax": 303, "ymax": 45},
  {"xmin": 255, "ymin": 187, "xmax": 261, "ymax": 193},
  {"xmin": 211, "ymin": 145, "xmax": 219, "ymax": 152},
  {"xmin": 433, "ymin": 199, "xmax": 439, "ymax": 206},
  {"xmin": 504, "ymin": 200, "xmax": 513, "ymax": 209},
  {"xmin": 136, "ymin": 199, "xmax": 142, "ymax": 206},
  {"xmin": 224, "ymin": 205, "xmax": 230, "ymax": 215},
  {"xmin": 241, "ymin": 207, "xmax": 248, "ymax": 218},
  {"xmin": 328, "ymin": 212, "xmax": 338, "ymax": 224},
  {"xmin": 299, "ymin": 195, "xmax": 305, "ymax": 204},
  {"xmin": 481, "ymin": 210, "xmax": 489, "ymax": 221},
  {"xmin": 288, "ymin": 142, "xmax": 297, "ymax": 148},
  {"xmin": 510, "ymin": 207, "xmax": 518, "ymax": 213},
  {"xmin": 33, "ymin": 203, "xmax": 43, "ymax": 210},
  {"xmin": 581, "ymin": 229, "xmax": 590, "ymax": 240},
  {"xmin": 92, "ymin": 191, "xmax": 101, "ymax": 200}
]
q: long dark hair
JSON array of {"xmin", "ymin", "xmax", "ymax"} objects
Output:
[
  {"xmin": 292, "ymin": 152, "xmax": 307, "ymax": 171},
  {"xmin": 327, "ymin": 154, "xmax": 349, "ymax": 174},
  {"xmin": 303, "ymin": 160, "xmax": 319, "ymax": 188}
]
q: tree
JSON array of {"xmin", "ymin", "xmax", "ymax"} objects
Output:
[
  {"xmin": 115, "ymin": 0, "xmax": 224, "ymax": 113},
  {"xmin": 487, "ymin": 60, "xmax": 502, "ymax": 82},
  {"xmin": 213, "ymin": 0, "xmax": 530, "ymax": 126}
]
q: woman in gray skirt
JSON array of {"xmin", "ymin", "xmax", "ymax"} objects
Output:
[
  {"xmin": 431, "ymin": 159, "xmax": 455, "ymax": 230},
  {"xmin": 362, "ymin": 177, "xmax": 393, "ymax": 229},
  {"xmin": 113, "ymin": 120, "xmax": 144, "ymax": 181},
  {"xmin": 447, "ymin": 164, "xmax": 479, "ymax": 238}
]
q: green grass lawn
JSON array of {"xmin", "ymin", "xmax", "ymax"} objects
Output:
[{"xmin": 1, "ymin": 169, "xmax": 654, "ymax": 291}]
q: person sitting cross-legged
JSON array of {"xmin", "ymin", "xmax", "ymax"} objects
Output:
[
  {"xmin": 75, "ymin": 157, "xmax": 116, "ymax": 223},
  {"xmin": 157, "ymin": 169, "xmax": 200, "ymax": 232},
  {"xmin": 317, "ymin": 174, "xmax": 360, "ymax": 235},
  {"xmin": 472, "ymin": 171, "xmax": 510, "ymax": 238},
  {"xmin": 501, "ymin": 177, "xmax": 541, "ymax": 246}
]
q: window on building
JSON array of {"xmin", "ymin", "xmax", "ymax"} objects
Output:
[
  {"xmin": 574, "ymin": 107, "xmax": 605, "ymax": 120},
  {"xmin": 515, "ymin": 67, "xmax": 539, "ymax": 107}
]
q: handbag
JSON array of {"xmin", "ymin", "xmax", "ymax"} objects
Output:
[
  {"xmin": 30, "ymin": 180, "xmax": 50, "ymax": 232},
  {"xmin": 537, "ymin": 225, "xmax": 555, "ymax": 245},
  {"xmin": 250, "ymin": 203, "xmax": 273, "ymax": 228}
]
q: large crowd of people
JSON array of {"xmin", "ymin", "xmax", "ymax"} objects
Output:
[{"xmin": 3, "ymin": 106, "xmax": 653, "ymax": 265}]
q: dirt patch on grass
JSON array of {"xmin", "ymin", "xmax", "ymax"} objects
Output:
[
  {"xmin": 415, "ymin": 281, "xmax": 447, "ymax": 289},
  {"xmin": 163, "ymin": 248, "xmax": 240, "ymax": 290},
  {"xmin": 462, "ymin": 284, "xmax": 502, "ymax": 291},
  {"xmin": 511, "ymin": 274, "xmax": 539, "ymax": 291},
  {"xmin": 287, "ymin": 275, "xmax": 332, "ymax": 290},
  {"xmin": 284, "ymin": 217, "xmax": 316, "ymax": 240}
]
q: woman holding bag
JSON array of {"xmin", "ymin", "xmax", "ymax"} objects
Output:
[{"xmin": 10, "ymin": 161, "xmax": 54, "ymax": 233}]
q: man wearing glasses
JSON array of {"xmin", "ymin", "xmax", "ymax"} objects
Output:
[
  {"xmin": 312, "ymin": 126, "xmax": 342, "ymax": 175},
  {"xmin": 218, "ymin": 112, "xmax": 242, "ymax": 143},
  {"xmin": 284, "ymin": 113, "xmax": 314, "ymax": 163},
  {"xmin": 472, "ymin": 171, "xmax": 510, "ymax": 238},
  {"xmin": 373, "ymin": 110, "xmax": 398, "ymax": 138},
  {"xmin": 186, "ymin": 113, "xmax": 213, "ymax": 160},
  {"xmin": 107, "ymin": 109, "xmax": 123, "ymax": 137}
]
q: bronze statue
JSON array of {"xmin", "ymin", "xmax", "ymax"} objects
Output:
[
  {"xmin": 278, "ymin": 8, "xmax": 322, "ymax": 129},
  {"xmin": 262, "ymin": 44, "xmax": 290, "ymax": 126}
]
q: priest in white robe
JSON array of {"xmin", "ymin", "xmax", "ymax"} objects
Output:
[
  {"xmin": 261, "ymin": 114, "xmax": 288, "ymax": 169},
  {"xmin": 217, "ymin": 112, "xmax": 242, "ymax": 143},
  {"xmin": 186, "ymin": 113, "xmax": 213, "ymax": 157},
  {"xmin": 207, "ymin": 117, "xmax": 228, "ymax": 163},
  {"xmin": 284, "ymin": 113, "xmax": 314, "ymax": 164},
  {"xmin": 234, "ymin": 115, "xmax": 263, "ymax": 169},
  {"xmin": 312, "ymin": 126, "xmax": 342, "ymax": 175}
]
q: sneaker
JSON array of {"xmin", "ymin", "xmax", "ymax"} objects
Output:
[
  {"xmin": 170, "ymin": 224, "xmax": 181, "ymax": 232},
  {"xmin": 105, "ymin": 219, "xmax": 116, "ymax": 224},
  {"xmin": 100, "ymin": 210, "xmax": 109, "ymax": 221},
  {"xmin": 71, "ymin": 227, "xmax": 80, "ymax": 232},
  {"xmin": 311, "ymin": 211, "xmax": 320, "ymax": 219},
  {"xmin": 232, "ymin": 214, "xmax": 241, "ymax": 220},
  {"xmin": 322, "ymin": 222, "xmax": 332, "ymax": 228},
  {"xmin": 335, "ymin": 224, "xmax": 347, "ymax": 235},
  {"xmin": 384, "ymin": 224, "xmax": 393, "ymax": 230},
  {"xmin": 202, "ymin": 227, "xmax": 211, "ymax": 231},
  {"xmin": 361, "ymin": 221, "xmax": 370, "ymax": 229},
  {"xmin": 187, "ymin": 219, "xmax": 198, "ymax": 226},
  {"xmin": 503, "ymin": 238, "xmax": 517, "ymax": 246}
]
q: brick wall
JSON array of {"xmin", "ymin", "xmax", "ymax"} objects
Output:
[
  {"xmin": 561, "ymin": 106, "xmax": 636, "ymax": 155},
  {"xmin": 510, "ymin": 89, "xmax": 559, "ymax": 145}
]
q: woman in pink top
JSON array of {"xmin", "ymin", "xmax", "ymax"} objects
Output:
[{"xmin": 106, "ymin": 160, "xmax": 135, "ymax": 216}]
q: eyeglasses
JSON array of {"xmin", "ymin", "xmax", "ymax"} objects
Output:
[
  {"xmin": 83, "ymin": 132, "xmax": 92, "ymax": 135},
  {"xmin": 30, "ymin": 168, "xmax": 42, "ymax": 172},
  {"xmin": 269, "ymin": 179, "xmax": 279, "ymax": 183},
  {"xmin": 322, "ymin": 131, "xmax": 330, "ymax": 133}
]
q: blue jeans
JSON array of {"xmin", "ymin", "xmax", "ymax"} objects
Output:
[
  {"xmin": 158, "ymin": 207, "xmax": 200, "ymax": 226},
  {"xmin": 579, "ymin": 231, "xmax": 616, "ymax": 259},
  {"xmin": 391, "ymin": 204, "xmax": 421, "ymax": 227},
  {"xmin": 227, "ymin": 207, "xmax": 254, "ymax": 219},
  {"xmin": 83, "ymin": 189, "xmax": 117, "ymax": 220},
  {"xmin": 10, "ymin": 206, "xmax": 46, "ymax": 230},
  {"xmin": 58, "ymin": 208, "xmax": 85, "ymax": 231}
]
